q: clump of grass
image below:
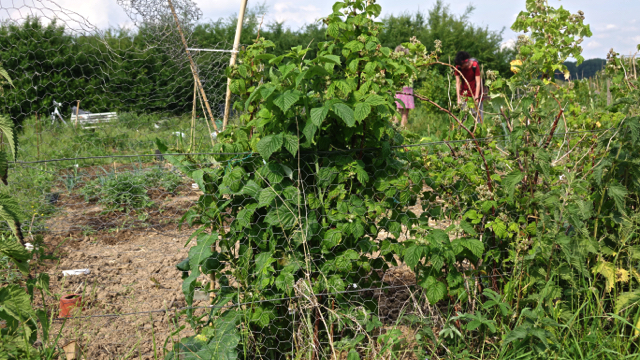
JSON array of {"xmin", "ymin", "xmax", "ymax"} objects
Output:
[
  {"xmin": 81, "ymin": 172, "xmax": 151, "ymax": 212},
  {"xmin": 79, "ymin": 167, "xmax": 184, "ymax": 213},
  {"xmin": 142, "ymin": 167, "xmax": 183, "ymax": 194}
]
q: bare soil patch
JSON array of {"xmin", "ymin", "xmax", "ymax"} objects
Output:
[{"xmin": 34, "ymin": 191, "xmax": 205, "ymax": 359}]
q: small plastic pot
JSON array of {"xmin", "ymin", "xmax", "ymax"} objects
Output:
[{"xmin": 59, "ymin": 294, "xmax": 83, "ymax": 318}]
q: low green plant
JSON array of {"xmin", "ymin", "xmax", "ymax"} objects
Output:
[
  {"xmin": 81, "ymin": 172, "xmax": 151, "ymax": 212},
  {"xmin": 0, "ymin": 234, "xmax": 61, "ymax": 360},
  {"xmin": 0, "ymin": 65, "xmax": 59, "ymax": 358},
  {"xmin": 142, "ymin": 167, "xmax": 184, "ymax": 194},
  {"xmin": 160, "ymin": 0, "xmax": 430, "ymax": 357},
  {"xmin": 0, "ymin": 254, "xmax": 22, "ymax": 283},
  {"xmin": 396, "ymin": 3, "xmax": 640, "ymax": 359},
  {"xmin": 0, "ymin": 76, "xmax": 24, "ymax": 242},
  {"xmin": 80, "ymin": 167, "xmax": 184, "ymax": 213}
]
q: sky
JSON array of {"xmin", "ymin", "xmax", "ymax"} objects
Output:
[{"xmin": 1, "ymin": 0, "xmax": 638, "ymax": 60}]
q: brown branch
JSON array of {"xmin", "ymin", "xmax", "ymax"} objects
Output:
[
  {"xmin": 255, "ymin": 13, "xmax": 265, "ymax": 41},
  {"xmin": 414, "ymin": 93, "xmax": 494, "ymax": 193},
  {"xmin": 499, "ymin": 107, "xmax": 513, "ymax": 132},
  {"xmin": 445, "ymin": 142, "xmax": 457, "ymax": 158},
  {"xmin": 313, "ymin": 305, "xmax": 320, "ymax": 360},
  {"xmin": 532, "ymin": 96, "xmax": 564, "ymax": 188},
  {"xmin": 543, "ymin": 96, "xmax": 565, "ymax": 149}
]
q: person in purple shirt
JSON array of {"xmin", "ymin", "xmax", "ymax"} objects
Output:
[{"xmin": 394, "ymin": 45, "xmax": 414, "ymax": 127}]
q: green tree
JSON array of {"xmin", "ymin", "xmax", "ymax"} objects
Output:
[
  {"xmin": 562, "ymin": 58, "xmax": 605, "ymax": 79},
  {"xmin": 0, "ymin": 17, "xmax": 196, "ymax": 125}
]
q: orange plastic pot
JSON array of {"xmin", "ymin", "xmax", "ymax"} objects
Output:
[{"xmin": 59, "ymin": 294, "xmax": 83, "ymax": 318}]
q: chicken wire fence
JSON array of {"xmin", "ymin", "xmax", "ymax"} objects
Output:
[
  {"xmin": 2, "ymin": 127, "xmax": 606, "ymax": 359},
  {"xmin": 1, "ymin": 0, "xmax": 235, "ymax": 149}
]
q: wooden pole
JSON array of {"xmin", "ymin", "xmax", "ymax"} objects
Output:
[
  {"xmin": 74, "ymin": 100, "xmax": 80, "ymax": 127},
  {"xmin": 222, "ymin": 0, "xmax": 249, "ymax": 130},
  {"xmin": 36, "ymin": 112, "xmax": 40, "ymax": 160},
  {"xmin": 167, "ymin": 0, "xmax": 217, "ymax": 131},
  {"xmin": 190, "ymin": 83, "xmax": 197, "ymax": 153}
]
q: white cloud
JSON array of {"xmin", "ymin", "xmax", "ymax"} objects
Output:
[
  {"xmin": 271, "ymin": 2, "xmax": 324, "ymax": 27},
  {"xmin": 605, "ymin": 24, "xmax": 616, "ymax": 29},
  {"xmin": 500, "ymin": 38, "xmax": 516, "ymax": 50},
  {"xmin": 586, "ymin": 41, "xmax": 601, "ymax": 49},
  {"xmin": 0, "ymin": 0, "xmax": 132, "ymax": 30},
  {"xmin": 632, "ymin": 35, "xmax": 640, "ymax": 43}
]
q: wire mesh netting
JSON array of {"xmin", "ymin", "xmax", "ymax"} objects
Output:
[
  {"xmin": 0, "ymin": 0, "xmax": 233, "ymax": 140},
  {"xmin": 5, "ymin": 127, "xmax": 604, "ymax": 358}
]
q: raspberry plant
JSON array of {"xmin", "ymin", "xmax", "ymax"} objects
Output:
[{"xmin": 160, "ymin": 0, "xmax": 435, "ymax": 357}]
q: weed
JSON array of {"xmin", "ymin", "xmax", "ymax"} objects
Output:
[{"xmin": 79, "ymin": 167, "xmax": 184, "ymax": 213}]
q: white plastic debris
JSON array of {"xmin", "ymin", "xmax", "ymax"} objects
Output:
[
  {"xmin": 191, "ymin": 183, "xmax": 199, "ymax": 190},
  {"xmin": 172, "ymin": 132, "xmax": 185, "ymax": 138},
  {"xmin": 210, "ymin": 131, "xmax": 218, "ymax": 140},
  {"xmin": 24, "ymin": 243, "xmax": 34, "ymax": 251},
  {"xmin": 559, "ymin": 175, "xmax": 566, "ymax": 181},
  {"xmin": 154, "ymin": 124, "xmax": 160, "ymax": 129},
  {"xmin": 62, "ymin": 269, "xmax": 90, "ymax": 276},
  {"xmin": 193, "ymin": 289, "xmax": 208, "ymax": 301}
]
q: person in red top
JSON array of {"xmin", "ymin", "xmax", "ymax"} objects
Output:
[{"xmin": 454, "ymin": 51, "xmax": 483, "ymax": 122}]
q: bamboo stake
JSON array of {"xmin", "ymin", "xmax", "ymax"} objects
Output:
[
  {"xmin": 36, "ymin": 112, "xmax": 40, "ymax": 160},
  {"xmin": 190, "ymin": 83, "xmax": 197, "ymax": 153},
  {"xmin": 74, "ymin": 100, "xmax": 80, "ymax": 127},
  {"xmin": 222, "ymin": 0, "xmax": 249, "ymax": 130},
  {"xmin": 167, "ymin": 0, "xmax": 217, "ymax": 131}
]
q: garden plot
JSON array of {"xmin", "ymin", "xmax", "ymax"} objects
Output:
[
  {"xmin": 27, "ymin": 162, "xmax": 454, "ymax": 358},
  {"xmin": 26, "ymin": 164, "xmax": 205, "ymax": 359},
  {"xmin": 42, "ymin": 227, "xmax": 198, "ymax": 359}
]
